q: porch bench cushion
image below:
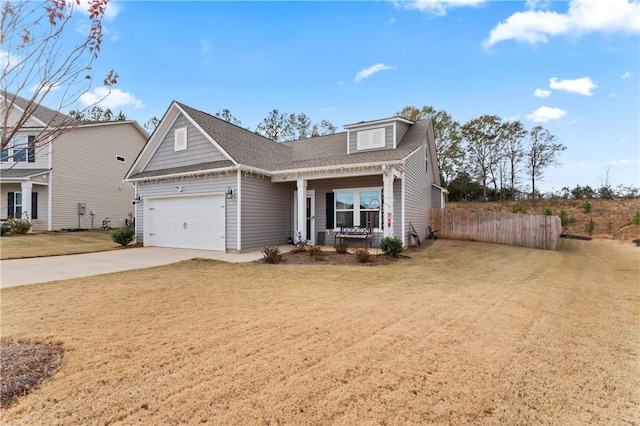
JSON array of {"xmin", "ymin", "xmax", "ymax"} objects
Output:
[{"xmin": 334, "ymin": 226, "xmax": 373, "ymax": 247}]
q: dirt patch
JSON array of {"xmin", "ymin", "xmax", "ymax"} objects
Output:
[
  {"xmin": 256, "ymin": 248, "xmax": 398, "ymax": 265},
  {"xmin": 0, "ymin": 342, "xmax": 64, "ymax": 410}
]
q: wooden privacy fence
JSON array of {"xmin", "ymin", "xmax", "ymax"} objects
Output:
[{"xmin": 430, "ymin": 208, "xmax": 562, "ymax": 250}]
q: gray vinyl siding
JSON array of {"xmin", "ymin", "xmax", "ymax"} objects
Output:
[
  {"xmin": 135, "ymin": 173, "xmax": 238, "ymax": 250},
  {"xmin": 348, "ymin": 125, "xmax": 394, "ymax": 153},
  {"xmin": 144, "ymin": 114, "xmax": 228, "ymax": 172},
  {"xmin": 402, "ymin": 142, "xmax": 432, "ymax": 245},
  {"xmin": 49, "ymin": 123, "xmax": 147, "ymax": 230},
  {"xmin": 431, "ymin": 186, "xmax": 443, "ymax": 208},
  {"xmin": 240, "ymin": 175, "xmax": 292, "ymax": 250},
  {"xmin": 395, "ymin": 122, "xmax": 410, "ymax": 146},
  {"xmin": 0, "ymin": 131, "xmax": 50, "ymax": 169}
]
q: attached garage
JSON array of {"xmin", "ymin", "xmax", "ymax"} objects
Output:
[{"xmin": 144, "ymin": 194, "xmax": 226, "ymax": 251}]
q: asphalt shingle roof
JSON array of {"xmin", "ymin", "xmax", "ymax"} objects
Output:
[
  {"xmin": 2, "ymin": 91, "xmax": 77, "ymax": 128},
  {"xmin": 0, "ymin": 168, "xmax": 50, "ymax": 179}
]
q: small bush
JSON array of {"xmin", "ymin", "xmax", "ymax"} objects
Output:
[
  {"xmin": 585, "ymin": 218, "xmax": 595, "ymax": 235},
  {"xmin": 294, "ymin": 240, "xmax": 308, "ymax": 253},
  {"xmin": 335, "ymin": 241, "xmax": 349, "ymax": 254},
  {"xmin": 512, "ymin": 205, "xmax": 527, "ymax": 214},
  {"xmin": 558, "ymin": 209, "xmax": 575, "ymax": 226},
  {"xmin": 6, "ymin": 218, "xmax": 31, "ymax": 234},
  {"xmin": 632, "ymin": 209, "xmax": 640, "ymax": 225},
  {"xmin": 111, "ymin": 227, "xmax": 135, "ymax": 246},
  {"xmin": 352, "ymin": 247, "xmax": 371, "ymax": 263},
  {"xmin": 380, "ymin": 237, "xmax": 403, "ymax": 258},
  {"xmin": 582, "ymin": 201, "xmax": 592, "ymax": 214},
  {"xmin": 261, "ymin": 245, "xmax": 282, "ymax": 264},
  {"xmin": 1, "ymin": 222, "xmax": 11, "ymax": 236},
  {"xmin": 542, "ymin": 205, "xmax": 553, "ymax": 216},
  {"xmin": 308, "ymin": 245, "xmax": 323, "ymax": 261}
]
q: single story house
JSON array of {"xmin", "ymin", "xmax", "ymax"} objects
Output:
[
  {"xmin": 125, "ymin": 101, "xmax": 446, "ymax": 252},
  {"xmin": 1, "ymin": 93, "xmax": 148, "ymax": 231}
]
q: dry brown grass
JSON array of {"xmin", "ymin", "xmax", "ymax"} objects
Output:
[
  {"xmin": 448, "ymin": 198, "xmax": 640, "ymax": 240},
  {"xmin": 1, "ymin": 239, "xmax": 638, "ymax": 425},
  {"xmin": 0, "ymin": 231, "xmax": 119, "ymax": 260}
]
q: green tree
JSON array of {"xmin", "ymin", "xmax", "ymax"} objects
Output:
[
  {"xmin": 215, "ymin": 109, "xmax": 242, "ymax": 126},
  {"xmin": 396, "ymin": 105, "xmax": 463, "ymax": 186},
  {"xmin": 501, "ymin": 120, "xmax": 527, "ymax": 200},
  {"xmin": 311, "ymin": 119, "xmax": 337, "ymax": 137},
  {"xmin": 69, "ymin": 106, "xmax": 128, "ymax": 121},
  {"xmin": 524, "ymin": 126, "xmax": 566, "ymax": 199},
  {"xmin": 256, "ymin": 109, "xmax": 292, "ymax": 142},
  {"xmin": 461, "ymin": 115, "xmax": 504, "ymax": 200},
  {"xmin": 143, "ymin": 116, "xmax": 160, "ymax": 134},
  {"xmin": 288, "ymin": 113, "xmax": 312, "ymax": 139}
]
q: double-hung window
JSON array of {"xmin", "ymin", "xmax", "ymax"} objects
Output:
[
  {"xmin": 1, "ymin": 135, "xmax": 35, "ymax": 163},
  {"xmin": 334, "ymin": 188, "xmax": 381, "ymax": 230}
]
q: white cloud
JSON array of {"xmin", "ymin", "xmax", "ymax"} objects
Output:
[
  {"xmin": 549, "ymin": 77, "xmax": 597, "ymax": 95},
  {"xmin": 395, "ymin": 0, "xmax": 485, "ymax": 16},
  {"xmin": 503, "ymin": 114, "xmax": 521, "ymax": 121},
  {"xmin": 354, "ymin": 63, "xmax": 394, "ymax": 83},
  {"xmin": 390, "ymin": 18, "xmax": 397, "ymax": 24},
  {"xmin": 76, "ymin": 0, "xmax": 121, "ymax": 20},
  {"xmin": 526, "ymin": 106, "xmax": 567, "ymax": 122},
  {"xmin": 79, "ymin": 87, "xmax": 144, "ymax": 109},
  {"xmin": 484, "ymin": 0, "xmax": 640, "ymax": 47},
  {"xmin": 0, "ymin": 50, "xmax": 21, "ymax": 72},
  {"xmin": 534, "ymin": 88, "xmax": 551, "ymax": 98},
  {"xmin": 621, "ymin": 71, "xmax": 635, "ymax": 79},
  {"xmin": 525, "ymin": 0, "xmax": 552, "ymax": 10}
]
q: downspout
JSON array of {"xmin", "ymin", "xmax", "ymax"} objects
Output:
[
  {"xmin": 47, "ymin": 136, "xmax": 52, "ymax": 231},
  {"xmin": 236, "ymin": 170, "xmax": 241, "ymax": 251}
]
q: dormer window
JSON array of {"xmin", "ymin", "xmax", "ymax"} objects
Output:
[
  {"xmin": 357, "ymin": 128, "xmax": 385, "ymax": 150},
  {"xmin": 174, "ymin": 127, "xmax": 187, "ymax": 151}
]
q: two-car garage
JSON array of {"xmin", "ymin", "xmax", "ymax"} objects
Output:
[{"xmin": 144, "ymin": 194, "xmax": 226, "ymax": 251}]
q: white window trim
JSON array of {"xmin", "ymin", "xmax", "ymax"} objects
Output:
[
  {"xmin": 356, "ymin": 128, "xmax": 385, "ymax": 151},
  {"xmin": 333, "ymin": 186, "xmax": 383, "ymax": 231},
  {"xmin": 1, "ymin": 135, "xmax": 29, "ymax": 163},
  {"xmin": 174, "ymin": 127, "xmax": 187, "ymax": 151}
]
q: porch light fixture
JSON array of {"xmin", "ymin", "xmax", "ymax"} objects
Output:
[{"xmin": 226, "ymin": 187, "xmax": 235, "ymax": 199}]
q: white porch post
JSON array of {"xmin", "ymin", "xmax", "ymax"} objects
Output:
[
  {"xmin": 383, "ymin": 167, "xmax": 394, "ymax": 238},
  {"xmin": 21, "ymin": 181, "xmax": 33, "ymax": 224},
  {"xmin": 296, "ymin": 178, "xmax": 307, "ymax": 241}
]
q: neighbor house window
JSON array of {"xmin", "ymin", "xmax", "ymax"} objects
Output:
[
  {"xmin": 357, "ymin": 128, "xmax": 385, "ymax": 150},
  {"xmin": 334, "ymin": 188, "xmax": 381, "ymax": 230},
  {"xmin": 174, "ymin": 127, "xmax": 187, "ymax": 151},
  {"xmin": 1, "ymin": 135, "xmax": 35, "ymax": 163}
]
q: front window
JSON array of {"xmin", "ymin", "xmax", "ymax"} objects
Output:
[
  {"xmin": 335, "ymin": 188, "xmax": 381, "ymax": 230},
  {"xmin": 9, "ymin": 192, "xmax": 23, "ymax": 218},
  {"xmin": 1, "ymin": 135, "xmax": 33, "ymax": 163}
]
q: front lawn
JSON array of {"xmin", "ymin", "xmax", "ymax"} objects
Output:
[
  {"xmin": 1, "ymin": 231, "xmax": 120, "ymax": 260},
  {"xmin": 1, "ymin": 239, "xmax": 638, "ymax": 424}
]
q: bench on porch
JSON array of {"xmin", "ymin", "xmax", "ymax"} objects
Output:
[{"xmin": 334, "ymin": 226, "xmax": 373, "ymax": 248}]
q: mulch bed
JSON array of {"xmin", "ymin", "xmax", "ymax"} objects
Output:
[{"xmin": 1, "ymin": 342, "xmax": 65, "ymax": 410}]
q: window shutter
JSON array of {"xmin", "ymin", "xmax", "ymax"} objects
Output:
[
  {"xmin": 28, "ymin": 136, "xmax": 35, "ymax": 163},
  {"xmin": 31, "ymin": 192, "xmax": 38, "ymax": 220},
  {"xmin": 8, "ymin": 192, "xmax": 14, "ymax": 217},
  {"xmin": 325, "ymin": 192, "xmax": 334, "ymax": 229}
]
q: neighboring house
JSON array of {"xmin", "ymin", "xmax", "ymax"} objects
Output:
[
  {"xmin": 125, "ymin": 101, "xmax": 446, "ymax": 252},
  {"xmin": 1, "ymin": 93, "xmax": 148, "ymax": 231}
]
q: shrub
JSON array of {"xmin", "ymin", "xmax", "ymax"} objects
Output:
[
  {"xmin": 380, "ymin": 237, "xmax": 403, "ymax": 258},
  {"xmin": 352, "ymin": 247, "xmax": 371, "ymax": 263},
  {"xmin": 335, "ymin": 241, "xmax": 349, "ymax": 254},
  {"xmin": 558, "ymin": 209, "xmax": 575, "ymax": 226},
  {"xmin": 1, "ymin": 222, "xmax": 11, "ymax": 236},
  {"xmin": 308, "ymin": 245, "xmax": 323, "ymax": 261},
  {"xmin": 6, "ymin": 218, "xmax": 31, "ymax": 234},
  {"xmin": 111, "ymin": 227, "xmax": 135, "ymax": 246},
  {"xmin": 294, "ymin": 240, "xmax": 308, "ymax": 253},
  {"xmin": 582, "ymin": 201, "xmax": 592, "ymax": 214},
  {"xmin": 632, "ymin": 209, "xmax": 640, "ymax": 225},
  {"xmin": 542, "ymin": 205, "xmax": 553, "ymax": 216},
  {"xmin": 512, "ymin": 205, "xmax": 527, "ymax": 214},
  {"xmin": 261, "ymin": 245, "xmax": 282, "ymax": 264},
  {"xmin": 585, "ymin": 218, "xmax": 595, "ymax": 235}
]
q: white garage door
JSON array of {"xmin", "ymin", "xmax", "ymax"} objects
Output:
[{"xmin": 145, "ymin": 194, "xmax": 226, "ymax": 251}]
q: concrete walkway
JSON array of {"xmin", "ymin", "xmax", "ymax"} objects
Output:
[{"xmin": 1, "ymin": 246, "xmax": 291, "ymax": 288}]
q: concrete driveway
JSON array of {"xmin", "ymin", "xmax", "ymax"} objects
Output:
[{"xmin": 1, "ymin": 246, "xmax": 289, "ymax": 288}]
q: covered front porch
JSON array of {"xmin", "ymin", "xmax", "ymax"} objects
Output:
[{"xmin": 0, "ymin": 169, "xmax": 51, "ymax": 231}]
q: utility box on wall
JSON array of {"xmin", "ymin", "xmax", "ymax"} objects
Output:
[{"xmin": 78, "ymin": 203, "xmax": 86, "ymax": 215}]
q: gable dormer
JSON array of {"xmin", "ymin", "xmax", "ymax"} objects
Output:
[{"xmin": 344, "ymin": 117, "xmax": 414, "ymax": 154}]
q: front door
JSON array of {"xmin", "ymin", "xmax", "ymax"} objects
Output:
[{"xmin": 294, "ymin": 190, "xmax": 315, "ymax": 244}]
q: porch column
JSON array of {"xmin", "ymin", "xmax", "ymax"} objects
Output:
[
  {"xmin": 296, "ymin": 178, "xmax": 307, "ymax": 242},
  {"xmin": 21, "ymin": 181, "xmax": 33, "ymax": 230},
  {"xmin": 382, "ymin": 167, "xmax": 394, "ymax": 238}
]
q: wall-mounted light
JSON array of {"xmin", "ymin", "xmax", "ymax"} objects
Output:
[
  {"xmin": 226, "ymin": 187, "xmax": 235, "ymax": 199},
  {"xmin": 176, "ymin": 186, "xmax": 184, "ymax": 192}
]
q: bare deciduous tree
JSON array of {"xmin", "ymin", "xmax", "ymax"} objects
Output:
[{"xmin": 1, "ymin": 0, "xmax": 117, "ymax": 158}]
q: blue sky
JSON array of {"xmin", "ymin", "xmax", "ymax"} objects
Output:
[{"xmin": 23, "ymin": 1, "xmax": 640, "ymax": 192}]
